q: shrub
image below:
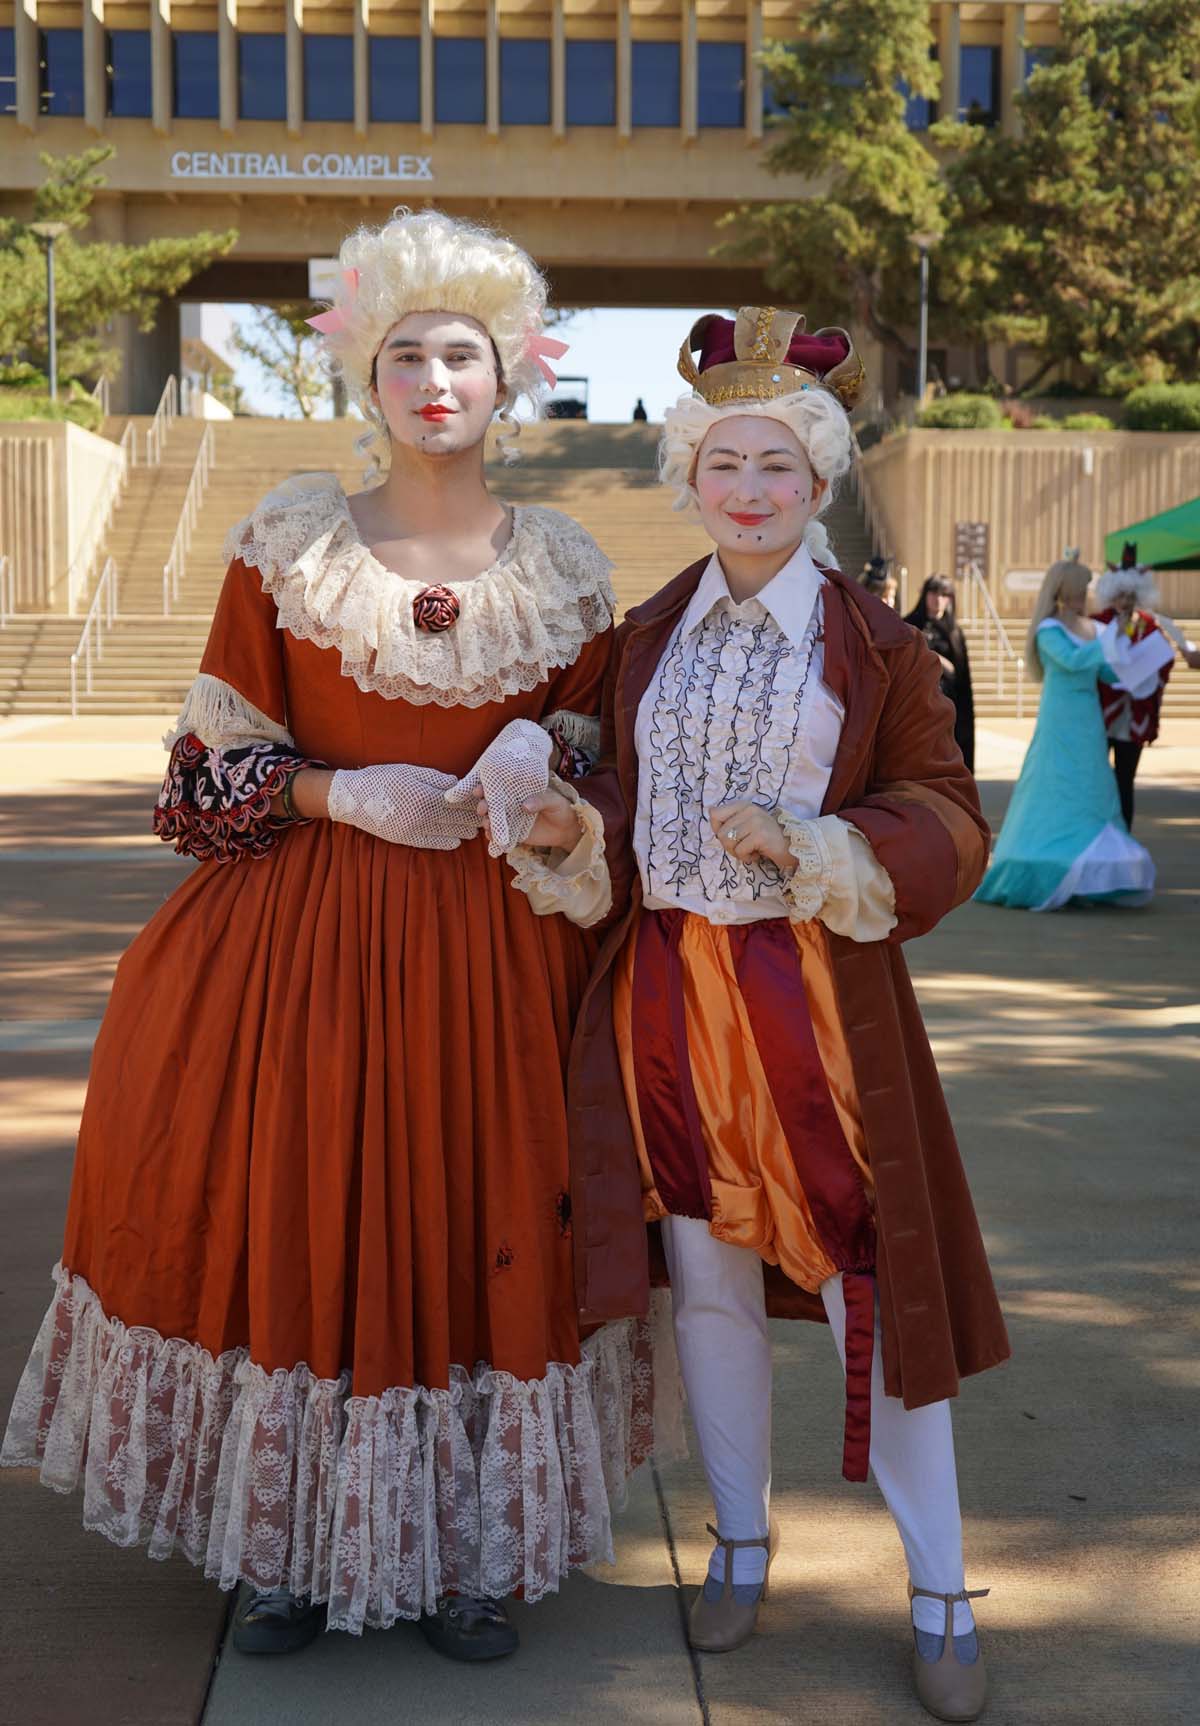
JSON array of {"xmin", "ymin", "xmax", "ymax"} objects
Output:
[
  {"xmin": 0, "ymin": 386, "xmax": 103, "ymax": 432},
  {"xmin": 1122, "ymin": 384, "xmax": 1200, "ymax": 431},
  {"xmin": 916, "ymin": 393, "xmax": 1005, "ymax": 430},
  {"xmin": 1059, "ymin": 412, "xmax": 1115, "ymax": 431},
  {"xmin": 1030, "ymin": 415, "xmax": 1057, "ymax": 429}
]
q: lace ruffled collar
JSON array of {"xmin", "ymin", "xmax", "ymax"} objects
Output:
[{"xmin": 224, "ymin": 472, "xmax": 615, "ymax": 707}]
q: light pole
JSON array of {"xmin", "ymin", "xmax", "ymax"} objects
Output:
[
  {"xmin": 29, "ymin": 221, "xmax": 70, "ymax": 401},
  {"xmin": 911, "ymin": 231, "xmax": 939, "ymax": 412}
]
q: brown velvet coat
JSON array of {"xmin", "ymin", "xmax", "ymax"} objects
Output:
[{"xmin": 568, "ymin": 559, "xmax": 1011, "ymax": 1411}]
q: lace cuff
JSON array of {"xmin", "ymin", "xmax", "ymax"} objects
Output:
[
  {"xmin": 154, "ymin": 736, "xmax": 320, "ymax": 863},
  {"xmin": 542, "ymin": 709, "xmax": 602, "ymax": 781},
  {"xmin": 507, "ymin": 776, "xmax": 612, "ymax": 929},
  {"xmin": 778, "ymin": 813, "xmax": 897, "ymax": 941}
]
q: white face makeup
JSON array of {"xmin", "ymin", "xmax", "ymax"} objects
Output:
[
  {"xmin": 371, "ymin": 310, "xmax": 502, "ymax": 457},
  {"xmin": 692, "ymin": 415, "xmax": 826, "ymax": 559}
]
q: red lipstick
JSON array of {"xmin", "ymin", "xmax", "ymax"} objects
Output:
[
  {"xmin": 728, "ymin": 512, "xmax": 772, "ymax": 526},
  {"xmin": 419, "ymin": 405, "xmax": 454, "ymax": 420}
]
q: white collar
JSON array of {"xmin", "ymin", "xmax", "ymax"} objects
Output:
[{"xmin": 680, "ymin": 542, "xmax": 825, "ymax": 649}]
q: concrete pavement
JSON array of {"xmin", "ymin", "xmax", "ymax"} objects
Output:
[{"xmin": 1, "ymin": 718, "xmax": 1197, "ymax": 1725}]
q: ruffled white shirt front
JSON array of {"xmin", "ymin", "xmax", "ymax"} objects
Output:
[{"xmin": 634, "ymin": 545, "xmax": 869, "ymax": 925}]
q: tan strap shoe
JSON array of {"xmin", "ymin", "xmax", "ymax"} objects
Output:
[
  {"xmin": 686, "ymin": 1520, "xmax": 780, "ymax": 1654},
  {"xmin": 909, "ymin": 1583, "xmax": 990, "ymax": 1723}
]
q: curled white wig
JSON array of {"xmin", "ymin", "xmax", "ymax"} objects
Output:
[
  {"xmin": 658, "ymin": 387, "xmax": 854, "ymax": 567},
  {"xmin": 311, "ymin": 208, "xmax": 551, "ymax": 471},
  {"xmin": 1094, "ymin": 563, "xmax": 1159, "ymax": 611}
]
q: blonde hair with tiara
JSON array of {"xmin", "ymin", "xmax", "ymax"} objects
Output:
[
  {"xmin": 1024, "ymin": 557, "xmax": 1093, "ymax": 682},
  {"xmin": 310, "ymin": 208, "xmax": 552, "ymax": 476},
  {"xmin": 658, "ymin": 386, "xmax": 854, "ymax": 567}
]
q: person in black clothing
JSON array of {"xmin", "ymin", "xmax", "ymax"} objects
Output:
[
  {"xmin": 633, "ymin": 397, "xmax": 649, "ymax": 421},
  {"xmin": 905, "ymin": 575, "xmax": 976, "ymax": 773}
]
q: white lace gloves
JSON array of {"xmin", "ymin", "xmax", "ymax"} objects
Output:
[
  {"xmin": 325, "ymin": 721, "xmax": 558, "ymax": 856},
  {"xmin": 327, "ymin": 763, "xmax": 481, "ymax": 850},
  {"xmin": 444, "ymin": 718, "xmax": 555, "ymax": 857}
]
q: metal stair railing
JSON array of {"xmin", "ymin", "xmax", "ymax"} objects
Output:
[
  {"xmin": 162, "ymin": 423, "xmax": 216, "ymax": 615},
  {"xmin": 63, "ymin": 429, "xmax": 134, "ymax": 614},
  {"xmin": 145, "ymin": 375, "xmax": 179, "ymax": 466},
  {"xmin": 0, "ymin": 553, "xmax": 13, "ymax": 628},
  {"xmin": 69, "ymin": 556, "xmax": 119, "ymax": 717},
  {"xmin": 958, "ymin": 561, "xmax": 1026, "ymax": 718}
]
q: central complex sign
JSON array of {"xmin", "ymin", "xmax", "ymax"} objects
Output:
[{"xmin": 170, "ymin": 151, "xmax": 434, "ymax": 182}]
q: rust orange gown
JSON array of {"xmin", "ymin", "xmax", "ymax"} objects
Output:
[{"xmin": 2, "ymin": 476, "xmax": 675, "ymax": 1633}]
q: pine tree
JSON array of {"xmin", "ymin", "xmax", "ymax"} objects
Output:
[
  {"xmin": 0, "ymin": 147, "xmax": 236, "ymax": 390},
  {"xmin": 718, "ymin": 0, "xmax": 943, "ymax": 368},
  {"xmin": 937, "ymin": 0, "xmax": 1200, "ymax": 393}
]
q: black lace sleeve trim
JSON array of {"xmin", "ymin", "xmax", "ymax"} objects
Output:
[{"xmin": 153, "ymin": 734, "xmax": 322, "ymax": 863}]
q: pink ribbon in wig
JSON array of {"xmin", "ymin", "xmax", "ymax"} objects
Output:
[
  {"xmin": 306, "ymin": 268, "xmax": 360, "ymax": 336},
  {"xmin": 525, "ymin": 329, "xmax": 569, "ymax": 389}
]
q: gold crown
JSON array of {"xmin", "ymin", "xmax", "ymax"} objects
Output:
[{"xmin": 677, "ymin": 307, "xmax": 865, "ymax": 410}]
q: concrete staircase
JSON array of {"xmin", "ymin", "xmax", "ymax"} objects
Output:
[{"xmin": 3, "ymin": 413, "xmax": 1194, "ymax": 722}]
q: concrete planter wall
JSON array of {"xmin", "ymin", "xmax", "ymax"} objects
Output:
[
  {"xmin": 0, "ymin": 422, "xmax": 127, "ymax": 612},
  {"xmin": 859, "ymin": 430, "xmax": 1200, "ymax": 617}
]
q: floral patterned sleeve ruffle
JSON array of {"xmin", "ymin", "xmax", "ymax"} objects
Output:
[{"xmin": 154, "ymin": 735, "xmax": 321, "ymax": 863}]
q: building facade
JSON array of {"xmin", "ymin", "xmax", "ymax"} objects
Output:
[{"xmin": 1, "ymin": 2, "xmax": 1066, "ymax": 410}]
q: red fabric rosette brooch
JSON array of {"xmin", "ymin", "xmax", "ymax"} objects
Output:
[{"xmin": 412, "ymin": 585, "xmax": 461, "ymax": 633}]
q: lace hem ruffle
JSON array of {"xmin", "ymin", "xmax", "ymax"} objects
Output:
[
  {"xmin": 225, "ymin": 475, "xmax": 616, "ymax": 708},
  {"xmin": 1, "ymin": 1264, "xmax": 683, "ymax": 1635},
  {"xmin": 778, "ymin": 811, "xmax": 834, "ymax": 921}
]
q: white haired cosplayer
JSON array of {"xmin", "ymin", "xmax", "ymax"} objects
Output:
[
  {"xmin": 658, "ymin": 387, "xmax": 854, "ymax": 568},
  {"xmin": 1094, "ymin": 563, "xmax": 1160, "ymax": 611},
  {"xmin": 307, "ymin": 209, "xmax": 558, "ymax": 471}
]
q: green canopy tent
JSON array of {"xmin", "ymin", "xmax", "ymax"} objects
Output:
[{"xmin": 1105, "ymin": 496, "xmax": 1200, "ymax": 571}]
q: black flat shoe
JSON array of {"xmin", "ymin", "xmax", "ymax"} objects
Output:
[
  {"xmin": 231, "ymin": 1585, "xmax": 325, "ymax": 1655},
  {"xmin": 419, "ymin": 1595, "xmax": 519, "ymax": 1662}
]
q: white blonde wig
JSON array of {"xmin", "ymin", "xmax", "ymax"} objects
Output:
[
  {"xmin": 1094, "ymin": 563, "xmax": 1159, "ymax": 611},
  {"xmin": 658, "ymin": 387, "xmax": 854, "ymax": 567},
  {"xmin": 312, "ymin": 208, "xmax": 550, "ymax": 472},
  {"xmin": 1024, "ymin": 557, "xmax": 1092, "ymax": 682}
]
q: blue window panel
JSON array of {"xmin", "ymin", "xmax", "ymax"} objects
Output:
[
  {"xmin": 174, "ymin": 31, "xmax": 219, "ymax": 119},
  {"xmin": 565, "ymin": 40, "xmax": 615, "ymax": 126},
  {"xmin": 107, "ymin": 29, "xmax": 152, "ymax": 117},
  {"xmin": 501, "ymin": 38, "xmax": 550, "ymax": 125},
  {"xmin": 0, "ymin": 27, "xmax": 16, "ymax": 116},
  {"xmin": 436, "ymin": 37, "xmax": 485, "ymax": 124},
  {"xmin": 239, "ymin": 33, "xmax": 286, "ymax": 121},
  {"xmin": 632, "ymin": 40, "xmax": 679, "ymax": 128},
  {"xmin": 39, "ymin": 29, "xmax": 85, "ymax": 116},
  {"xmin": 304, "ymin": 33, "xmax": 353, "ymax": 121},
  {"xmin": 900, "ymin": 47, "xmax": 938, "ymax": 130},
  {"xmin": 959, "ymin": 44, "xmax": 999, "ymax": 125},
  {"xmin": 1024, "ymin": 46, "xmax": 1054, "ymax": 81},
  {"xmin": 369, "ymin": 35, "xmax": 420, "ymax": 122},
  {"xmin": 698, "ymin": 41, "xmax": 743, "ymax": 128}
]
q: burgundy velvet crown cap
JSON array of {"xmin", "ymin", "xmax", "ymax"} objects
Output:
[{"xmin": 678, "ymin": 307, "xmax": 865, "ymax": 410}]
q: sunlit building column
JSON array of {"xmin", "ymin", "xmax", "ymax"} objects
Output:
[
  {"xmin": 485, "ymin": 0, "xmax": 499, "ymax": 135},
  {"xmin": 83, "ymin": 0, "xmax": 105, "ymax": 132},
  {"xmin": 551, "ymin": 0, "xmax": 565, "ymax": 138},
  {"xmin": 745, "ymin": 0, "xmax": 763, "ymax": 144},
  {"xmin": 218, "ymin": 0, "xmax": 237, "ymax": 134},
  {"xmin": 353, "ymin": 0, "xmax": 368, "ymax": 134},
  {"xmin": 151, "ymin": 0, "xmax": 172, "ymax": 135},
  {"xmin": 286, "ymin": 0, "xmax": 302, "ymax": 134},
  {"xmin": 15, "ymin": 0, "xmax": 38, "ymax": 131},
  {"xmin": 938, "ymin": 1, "xmax": 960, "ymax": 123},
  {"xmin": 681, "ymin": 0, "xmax": 697, "ymax": 141},
  {"xmin": 1001, "ymin": 2, "xmax": 1024, "ymax": 137},
  {"xmin": 420, "ymin": 0, "xmax": 434, "ymax": 136},
  {"xmin": 617, "ymin": 0, "xmax": 631, "ymax": 140}
]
